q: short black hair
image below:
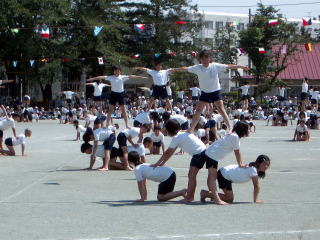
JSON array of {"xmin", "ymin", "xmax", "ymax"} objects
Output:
[
  {"xmin": 143, "ymin": 137, "xmax": 153, "ymax": 145},
  {"xmin": 81, "ymin": 142, "xmax": 92, "ymax": 153},
  {"xmin": 128, "ymin": 151, "xmax": 141, "ymax": 166},
  {"xmin": 198, "ymin": 49, "xmax": 211, "ymax": 59},
  {"xmin": 73, "ymin": 120, "xmax": 79, "ymax": 124},
  {"xmin": 165, "ymin": 119, "xmax": 181, "ymax": 136},
  {"xmin": 249, "ymin": 155, "xmax": 271, "ymax": 178},
  {"xmin": 111, "ymin": 65, "xmax": 121, "ymax": 72},
  {"xmin": 154, "ymin": 125, "xmax": 161, "ymax": 131},
  {"xmin": 162, "ymin": 112, "xmax": 171, "ymax": 122},
  {"xmin": 141, "ymin": 123, "xmax": 151, "ymax": 132},
  {"xmin": 82, "ymin": 127, "xmax": 93, "ymax": 142},
  {"xmin": 232, "ymin": 121, "xmax": 249, "ymax": 138}
]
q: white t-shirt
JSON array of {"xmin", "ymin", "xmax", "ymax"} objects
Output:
[
  {"xmin": 91, "ymin": 82, "xmax": 107, "ymax": 96},
  {"xmin": 205, "ymin": 133, "xmax": 240, "ymax": 162},
  {"xmin": 12, "ymin": 134, "xmax": 26, "ymax": 146},
  {"xmin": 187, "ymin": 63, "xmax": 227, "ymax": 93},
  {"xmin": 195, "ymin": 129, "xmax": 206, "ymax": 138},
  {"xmin": 221, "ymin": 165, "xmax": 258, "ymax": 183},
  {"xmin": 127, "ymin": 144, "xmax": 146, "ymax": 157},
  {"xmin": 105, "ymin": 75, "xmax": 129, "ymax": 93},
  {"xmin": 311, "ymin": 91, "xmax": 319, "ymax": 100},
  {"xmin": 170, "ymin": 115, "xmax": 187, "ymax": 125},
  {"xmin": 93, "ymin": 128, "xmax": 113, "ymax": 141},
  {"xmin": 134, "ymin": 163, "xmax": 173, "ymax": 182},
  {"xmin": 77, "ymin": 125, "xmax": 87, "ymax": 133},
  {"xmin": 302, "ymin": 82, "xmax": 308, "ymax": 93},
  {"xmin": 296, "ymin": 124, "xmax": 308, "ymax": 133},
  {"xmin": 169, "ymin": 132, "xmax": 206, "ymax": 155},
  {"xmin": 279, "ymin": 87, "xmax": 285, "ymax": 97},
  {"xmin": 146, "ymin": 69, "xmax": 170, "ymax": 86},
  {"xmin": 135, "ymin": 112, "xmax": 152, "ymax": 124},
  {"xmin": 178, "ymin": 91, "xmax": 184, "ymax": 99},
  {"xmin": 190, "ymin": 87, "xmax": 201, "ymax": 97},
  {"xmin": 121, "ymin": 127, "xmax": 140, "ymax": 138},
  {"xmin": 0, "ymin": 118, "xmax": 15, "ymax": 130},
  {"xmin": 166, "ymin": 86, "xmax": 172, "ymax": 96},
  {"xmin": 199, "ymin": 116, "xmax": 207, "ymax": 126},
  {"xmin": 240, "ymin": 85, "xmax": 250, "ymax": 95},
  {"xmin": 85, "ymin": 115, "xmax": 97, "ymax": 125},
  {"xmin": 218, "ymin": 129, "xmax": 227, "ymax": 138},
  {"xmin": 63, "ymin": 91, "xmax": 74, "ymax": 99},
  {"xmin": 150, "ymin": 132, "xmax": 164, "ymax": 143}
]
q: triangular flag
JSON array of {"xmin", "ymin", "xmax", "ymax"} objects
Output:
[
  {"xmin": 258, "ymin": 48, "xmax": 266, "ymax": 54},
  {"xmin": 302, "ymin": 17, "xmax": 312, "ymax": 26},
  {"xmin": 134, "ymin": 24, "xmax": 145, "ymax": 31},
  {"xmin": 154, "ymin": 53, "xmax": 161, "ymax": 58},
  {"xmin": 305, "ymin": 43, "xmax": 312, "ymax": 52},
  {"xmin": 175, "ymin": 20, "xmax": 187, "ymax": 25},
  {"xmin": 98, "ymin": 57, "xmax": 104, "ymax": 65},
  {"xmin": 132, "ymin": 54, "xmax": 140, "ymax": 59},
  {"xmin": 40, "ymin": 28, "xmax": 50, "ymax": 39},
  {"xmin": 11, "ymin": 28, "xmax": 19, "ymax": 34},
  {"xmin": 62, "ymin": 58, "xmax": 69, "ymax": 63},
  {"xmin": 93, "ymin": 26, "xmax": 103, "ymax": 36},
  {"xmin": 268, "ymin": 19, "xmax": 279, "ymax": 26},
  {"xmin": 166, "ymin": 49, "xmax": 175, "ymax": 57},
  {"xmin": 236, "ymin": 48, "xmax": 245, "ymax": 56},
  {"xmin": 41, "ymin": 58, "xmax": 48, "ymax": 63},
  {"xmin": 191, "ymin": 51, "xmax": 197, "ymax": 57},
  {"xmin": 30, "ymin": 60, "xmax": 35, "ymax": 67},
  {"xmin": 12, "ymin": 61, "xmax": 18, "ymax": 68}
]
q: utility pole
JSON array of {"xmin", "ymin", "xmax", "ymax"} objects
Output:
[{"xmin": 248, "ymin": 8, "xmax": 252, "ymax": 69}]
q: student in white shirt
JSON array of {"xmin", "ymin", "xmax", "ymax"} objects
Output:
[
  {"xmin": 73, "ymin": 120, "xmax": 87, "ymax": 141},
  {"xmin": 200, "ymin": 155, "xmax": 270, "ymax": 203},
  {"xmin": 82, "ymin": 127, "xmax": 116, "ymax": 171},
  {"xmin": 134, "ymin": 62, "xmax": 174, "ymax": 112},
  {"xmin": 134, "ymin": 162, "xmax": 187, "ymax": 202},
  {"xmin": 293, "ymin": 120, "xmax": 310, "ymax": 141},
  {"xmin": 202, "ymin": 121, "xmax": 249, "ymax": 205},
  {"xmin": 190, "ymin": 86, "xmax": 201, "ymax": 102},
  {"xmin": 87, "ymin": 65, "xmax": 149, "ymax": 128},
  {"xmin": 0, "ymin": 105, "xmax": 17, "ymax": 149},
  {"xmin": 151, "ymin": 119, "xmax": 207, "ymax": 202},
  {"xmin": 109, "ymin": 137, "xmax": 153, "ymax": 170},
  {"xmin": 310, "ymin": 87, "xmax": 319, "ymax": 112},
  {"xmin": 86, "ymin": 79, "xmax": 108, "ymax": 108},
  {"xmin": 177, "ymin": 90, "xmax": 184, "ymax": 104},
  {"xmin": 0, "ymin": 129, "xmax": 31, "ymax": 156},
  {"xmin": 150, "ymin": 125, "xmax": 165, "ymax": 154},
  {"xmin": 117, "ymin": 124, "xmax": 151, "ymax": 170},
  {"xmin": 238, "ymin": 82, "xmax": 257, "ymax": 111},
  {"xmin": 62, "ymin": 90, "xmax": 76, "ymax": 106},
  {"xmin": 170, "ymin": 50, "xmax": 248, "ymax": 133},
  {"xmin": 300, "ymin": 78, "xmax": 309, "ymax": 111}
]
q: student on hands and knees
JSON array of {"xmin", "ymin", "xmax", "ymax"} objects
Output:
[{"xmin": 0, "ymin": 128, "xmax": 32, "ymax": 156}]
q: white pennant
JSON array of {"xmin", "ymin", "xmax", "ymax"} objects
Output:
[
  {"xmin": 98, "ymin": 57, "xmax": 104, "ymax": 65},
  {"xmin": 30, "ymin": 60, "xmax": 35, "ymax": 67}
]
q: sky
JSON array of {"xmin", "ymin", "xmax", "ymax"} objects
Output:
[{"xmin": 191, "ymin": 0, "xmax": 320, "ymax": 19}]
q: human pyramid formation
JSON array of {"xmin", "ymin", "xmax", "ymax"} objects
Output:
[{"xmin": 67, "ymin": 50, "xmax": 271, "ymax": 204}]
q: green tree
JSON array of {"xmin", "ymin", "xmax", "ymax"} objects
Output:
[{"xmin": 239, "ymin": 4, "xmax": 301, "ymax": 96}]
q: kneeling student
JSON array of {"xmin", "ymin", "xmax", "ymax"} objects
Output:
[
  {"xmin": 200, "ymin": 155, "xmax": 270, "ymax": 203},
  {"xmin": 0, "ymin": 128, "xmax": 32, "ymax": 156},
  {"xmin": 134, "ymin": 162, "xmax": 187, "ymax": 202}
]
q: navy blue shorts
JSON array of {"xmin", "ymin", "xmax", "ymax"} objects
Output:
[
  {"xmin": 217, "ymin": 170, "xmax": 232, "ymax": 191},
  {"xmin": 133, "ymin": 120, "xmax": 142, "ymax": 127},
  {"xmin": 311, "ymin": 99, "xmax": 318, "ymax": 105},
  {"xmin": 117, "ymin": 132, "xmax": 127, "ymax": 147},
  {"xmin": 180, "ymin": 121, "xmax": 189, "ymax": 130},
  {"xmin": 158, "ymin": 172, "xmax": 176, "ymax": 195},
  {"xmin": 93, "ymin": 96, "xmax": 102, "ymax": 102},
  {"xmin": 152, "ymin": 85, "xmax": 168, "ymax": 99},
  {"xmin": 110, "ymin": 147, "xmax": 119, "ymax": 159},
  {"xmin": 204, "ymin": 154, "xmax": 219, "ymax": 169},
  {"xmin": 240, "ymin": 94, "xmax": 249, "ymax": 101},
  {"xmin": 278, "ymin": 96, "xmax": 285, "ymax": 101},
  {"xmin": 0, "ymin": 130, "xmax": 3, "ymax": 138},
  {"xmin": 300, "ymin": 92, "xmax": 308, "ymax": 100},
  {"xmin": 153, "ymin": 141, "xmax": 162, "ymax": 147},
  {"xmin": 177, "ymin": 98, "xmax": 183, "ymax": 103},
  {"xmin": 192, "ymin": 96, "xmax": 199, "ymax": 101},
  {"xmin": 4, "ymin": 138, "xmax": 13, "ymax": 146},
  {"xmin": 109, "ymin": 91, "xmax": 125, "ymax": 105},
  {"xmin": 199, "ymin": 90, "xmax": 222, "ymax": 103},
  {"xmin": 103, "ymin": 133, "xmax": 116, "ymax": 150},
  {"xmin": 190, "ymin": 150, "xmax": 206, "ymax": 169}
]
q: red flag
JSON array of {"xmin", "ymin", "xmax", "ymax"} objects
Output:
[{"xmin": 175, "ymin": 21, "xmax": 187, "ymax": 25}]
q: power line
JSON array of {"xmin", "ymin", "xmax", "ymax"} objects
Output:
[{"xmin": 198, "ymin": 1, "xmax": 320, "ymax": 8}]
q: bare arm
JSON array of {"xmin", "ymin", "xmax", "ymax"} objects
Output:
[
  {"xmin": 128, "ymin": 75, "xmax": 150, "ymax": 80},
  {"xmin": 87, "ymin": 76, "xmax": 105, "ymax": 82},
  {"xmin": 226, "ymin": 65, "xmax": 249, "ymax": 71},
  {"xmin": 137, "ymin": 179, "xmax": 147, "ymax": 201},
  {"xmin": 161, "ymin": 142, "xmax": 165, "ymax": 154},
  {"xmin": 12, "ymin": 128, "xmax": 17, "ymax": 138},
  {"xmin": 234, "ymin": 149, "xmax": 246, "ymax": 168},
  {"xmin": 151, "ymin": 147, "xmax": 176, "ymax": 167},
  {"xmin": 169, "ymin": 67, "xmax": 188, "ymax": 73},
  {"xmin": 252, "ymin": 177, "xmax": 263, "ymax": 203},
  {"xmin": 1, "ymin": 105, "xmax": 9, "ymax": 119},
  {"xmin": 133, "ymin": 67, "xmax": 149, "ymax": 71},
  {"xmin": 21, "ymin": 144, "xmax": 25, "ymax": 156},
  {"xmin": 91, "ymin": 140, "xmax": 98, "ymax": 157}
]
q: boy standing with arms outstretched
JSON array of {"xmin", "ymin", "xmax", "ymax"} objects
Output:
[{"xmin": 171, "ymin": 50, "xmax": 248, "ymax": 132}]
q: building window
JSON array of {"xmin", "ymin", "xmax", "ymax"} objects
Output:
[
  {"xmin": 237, "ymin": 23, "xmax": 245, "ymax": 31},
  {"xmin": 215, "ymin": 21, "xmax": 224, "ymax": 30},
  {"xmin": 204, "ymin": 21, "xmax": 213, "ymax": 29}
]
